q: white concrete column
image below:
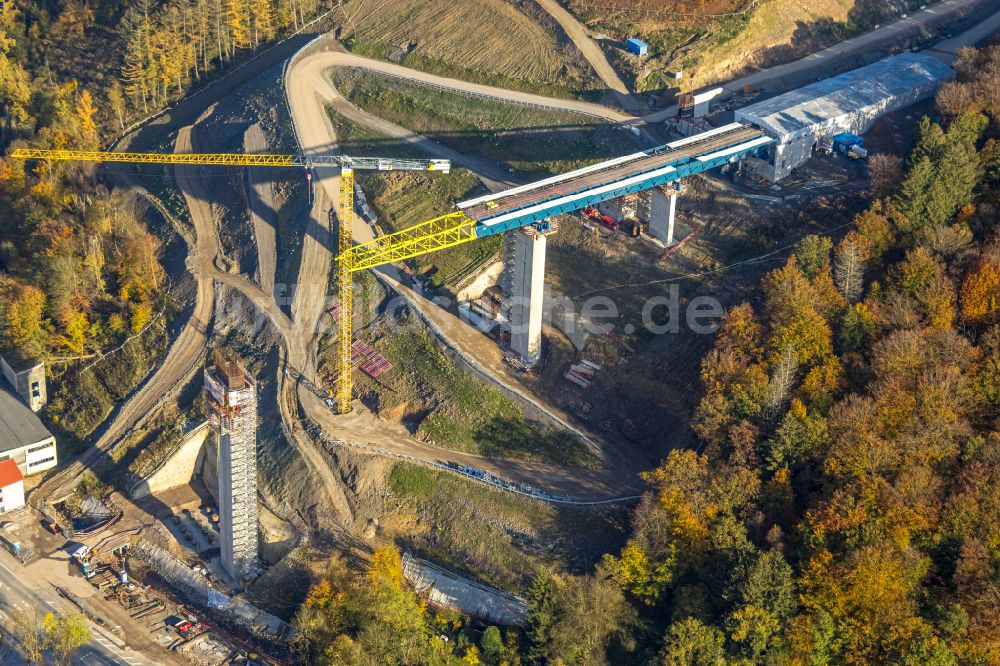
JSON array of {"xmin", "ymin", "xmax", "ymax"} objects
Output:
[
  {"xmin": 666, "ymin": 191, "xmax": 677, "ymax": 245},
  {"xmin": 648, "ymin": 187, "xmax": 679, "ymax": 245},
  {"xmin": 511, "ymin": 228, "xmax": 546, "ymax": 367}
]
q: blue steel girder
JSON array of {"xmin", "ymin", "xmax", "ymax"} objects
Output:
[{"xmin": 472, "ymin": 142, "xmax": 771, "ymax": 238}]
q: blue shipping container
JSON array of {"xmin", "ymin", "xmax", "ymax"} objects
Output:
[
  {"xmin": 626, "ymin": 38, "xmax": 648, "ymax": 57},
  {"xmin": 832, "ymin": 132, "xmax": 864, "ymax": 153}
]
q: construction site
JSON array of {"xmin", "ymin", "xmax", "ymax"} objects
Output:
[{"xmin": 1, "ymin": 0, "xmax": 998, "ymax": 663}]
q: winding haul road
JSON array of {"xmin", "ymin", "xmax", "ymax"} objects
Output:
[
  {"xmin": 274, "ymin": 0, "xmax": 1000, "ymax": 499},
  {"xmin": 534, "ymin": 0, "xmax": 629, "ymax": 97},
  {"xmin": 41, "ymin": 0, "xmax": 1000, "ymax": 506}
]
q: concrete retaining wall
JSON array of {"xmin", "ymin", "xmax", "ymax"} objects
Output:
[
  {"xmin": 455, "ymin": 261, "xmax": 504, "ymax": 302},
  {"xmin": 402, "ymin": 551, "xmax": 526, "ymax": 626},
  {"xmin": 131, "ymin": 423, "xmax": 211, "ymax": 499}
]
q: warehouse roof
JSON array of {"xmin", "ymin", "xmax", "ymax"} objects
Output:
[
  {"xmin": 0, "ymin": 384, "xmax": 52, "ymax": 453},
  {"xmin": 736, "ymin": 53, "xmax": 954, "ymax": 140}
]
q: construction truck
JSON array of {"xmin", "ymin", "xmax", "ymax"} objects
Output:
[
  {"xmin": 70, "ymin": 545, "xmax": 94, "ymax": 578},
  {"xmin": 173, "ymin": 617, "xmax": 207, "ymax": 641},
  {"xmin": 583, "ymin": 206, "xmax": 620, "ymax": 231}
]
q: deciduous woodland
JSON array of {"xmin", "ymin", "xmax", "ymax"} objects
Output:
[
  {"xmin": 295, "ymin": 48, "xmax": 1000, "ymax": 666},
  {"xmin": 3, "ymin": 0, "xmax": 1000, "ymax": 662}
]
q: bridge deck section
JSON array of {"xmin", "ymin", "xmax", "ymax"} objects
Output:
[{"xmin": 459, "ymin": 124, "xmax": 765, "ymax": 230}]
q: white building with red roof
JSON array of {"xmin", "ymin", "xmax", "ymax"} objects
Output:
[{"xmin": 0, "ymin": 459, "xmax": 25, "ymax": 514}]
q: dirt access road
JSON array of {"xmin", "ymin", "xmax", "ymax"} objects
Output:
[
  {"xmin": 30, "ymin": 127, "xmax": 218, "ymax": 503},
  {"xmin": 278, "ymin": 1, "xmax": 1000, "ymax": 496},
  {"xmin": 533, "ymin": 0, "xmax": 630, "ymax": 97},
  {"xmin": 175, "ymin": 124, "xmax": 355, "ymax": 521},
  {"xmin": 286, "ymin": 41, "xmax": 638, "ymax": 494},
  {"xmin": 286, "ymin": 40, "xmax": 648, "ymax": 495},
  {"xmin": 287, "ymin": 45, "xmax": 516, "ymax": 189},
  {"xmin": 290, "ymin": 48, "xmax": 633, "ymax": 124},
  {"xmin": 43, "ymin": 0, "xmax": 999, "ymax": 505},
  {"xmin": 244, "ymin": 123, "xmax": 278, "ymax": 297},
  {"xmin": 282, "ymin": 0, "xmax": 997, "ymax": 132}
]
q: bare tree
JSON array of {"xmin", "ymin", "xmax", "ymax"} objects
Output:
[
  {"xmin": 867, "ymin": 153, "xmax": 903, "ymax": 199},
  {"xmin": 764, "ymin": 346, "xmax": 798, "ymax": 421},
  {"xmin": 835, "ymin": 239, "xmax": 865, "ymax": 302},
  {"xmin": 107, "ymin": 81, "xmax": 127, "ymax": 131}
]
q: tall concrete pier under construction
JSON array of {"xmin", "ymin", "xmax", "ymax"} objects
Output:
[{"xmin": 204, "ymin": 350, "xmax": 259, "ymax": 581}]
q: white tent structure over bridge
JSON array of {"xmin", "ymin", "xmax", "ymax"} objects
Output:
[{"xmin": 736, "ymin": 52, "xmax": 955, "ymax": 181}]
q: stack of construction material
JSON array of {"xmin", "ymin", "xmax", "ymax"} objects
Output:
[
  {"xmin": 351, "ymin": 340, "xmax": 393, "ymax": 378},
  {"xmin": 564, "ymin": 359, "xmax": 602, "ymax": 389}
]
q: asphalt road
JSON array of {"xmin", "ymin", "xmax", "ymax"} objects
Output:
[
  {"xmin": 721, "ymin": 0, "xmax": 992, "ymax": 92},
  {"xmin": 637, "ymin": 0, "xmax": 997, "ymax": 123},
  {"xmin": 0, "ymin": 553, "xmax": 149, "ymax": 666}
]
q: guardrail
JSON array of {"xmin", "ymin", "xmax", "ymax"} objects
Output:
[
  {"xmin": 307, "ymin": 424, "xmax": 640, "ymax": 506},
  {"xmin": 337, "ymin": 65, "xmax": 616, "ymax": 122}
]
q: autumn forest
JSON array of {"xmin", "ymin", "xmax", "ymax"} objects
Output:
[{"xmin": 2, "ymin": 0, "xmax": 1000, "ymax": 663}]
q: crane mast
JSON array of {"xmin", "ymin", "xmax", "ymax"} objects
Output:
[
  {"xmin": 10, "ymin": 148, "xmax": 451, "ymax": 415},
  {"xmin": 336, "ymin": 167, "xmax": 355, "ymax": 414}
]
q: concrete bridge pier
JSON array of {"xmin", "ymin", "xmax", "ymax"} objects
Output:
[
  {"xmin": 510, "ymin": 225, "xmax": 549, "ymax": 367},
  {"xmin": 648, "ymin": 181, "xmax": 682, "ymax": 245}
]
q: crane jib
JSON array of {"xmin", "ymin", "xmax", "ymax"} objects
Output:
[{"xmin": 9, "ymin": 149, "xmax": 451, "ymax": 173}]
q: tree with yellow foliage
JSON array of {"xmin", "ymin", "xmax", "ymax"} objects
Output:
[
  {"xmin": 75, "ymin": 89, "xmax": 97, "ymax": 135},
  {"xmin": 227, "ymin": 0, "xmax": 251, "ymax": 49},
  {"xmin": 961, "ymin": 253, "xmax": 1000, "ymax": 322},
  {"xmin": 42, "ymin": 612, "xmax": 92, "ymax": 666},
  {"xmin": 0, "ymin": 276, "xmax": 45, "ymax": 352},
  {"xmin": 0, "ymin": 2, "xmax": 31, "ymax": 126}
]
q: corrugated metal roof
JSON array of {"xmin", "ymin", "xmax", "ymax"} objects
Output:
[
  {"xmin": 0, "ymin": 385, "xmax": 52, "ymax": 453},
  {"xmin": 736, "ymin": 53, "xmax": 954, "ymax": 140}
]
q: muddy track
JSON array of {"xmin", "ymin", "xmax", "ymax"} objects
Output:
[
  {"xmin": 49, "ymin": 1, "xmax": 998, "ymax": 505},
  {"xmin": 31, "ymin": 129, "xmax": 217, "ymax": 502},
  {"xmin": 286, "ymin": 40, "xmax": 652, "ymax": 497},
  {"xmin": 175, "ymin": 124, "xmax": 353, "ymax": 521},
  {"xmin": 533, "ymin": 0, "xmax": 630, "ymax": 97},
  {"xmin": 244, "ymin": 123, "xmax": 279, "ymax": 297}
]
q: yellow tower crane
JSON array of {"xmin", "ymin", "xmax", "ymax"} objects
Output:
[{"xmin": 10, "ymin": 147, "xmax": 457, "ymax": 414}]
